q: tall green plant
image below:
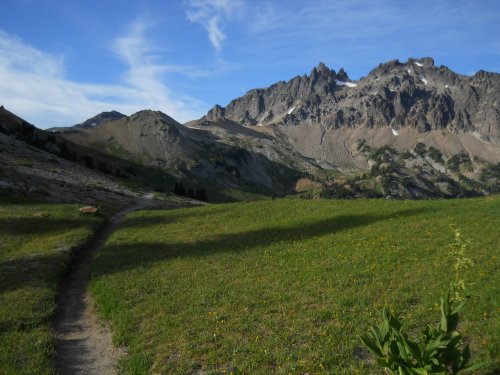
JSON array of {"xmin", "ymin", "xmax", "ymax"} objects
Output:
[
  {"xmin": 360, "ymin": 227, "xmax": 480, "ymax": 374},
  {"xmin": 449, "ymin": 225, "xmax": 473, "ymax": 303}
]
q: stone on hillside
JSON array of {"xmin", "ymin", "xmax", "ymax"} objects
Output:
[{"xmin": 79, "ymin": 206, "xmax": 98, "ymax": 214}]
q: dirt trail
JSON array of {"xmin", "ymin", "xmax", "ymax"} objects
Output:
[{"xmin": 53, "ymin": 196, "xmax": 162, "ymax": 375}]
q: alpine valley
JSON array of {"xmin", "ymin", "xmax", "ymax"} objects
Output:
[{"xmin": 2, "ymin": 57, "xmax": 500, "ymax": 202}]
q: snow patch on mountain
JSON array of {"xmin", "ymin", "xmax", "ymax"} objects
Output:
[{"xmin": 336, "ymin": 80, "xmax": 357, "ymax": 88}]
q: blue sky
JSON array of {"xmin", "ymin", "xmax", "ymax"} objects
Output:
[{"xmin": 1, "ymin": 0, "xmax": 499, "ymax": 128}]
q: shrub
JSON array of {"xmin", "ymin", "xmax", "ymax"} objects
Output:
[
  {"xmin": 97, "ymin": 161, "xmax": 110, "ymax": 174},
  {"xmin": 447, "ymin": 152, "xmax": 471, "ymax": 173},
  {"xmin": 19, "ymin": 159, "xmax": 33, "ymax": 167},
  {"xmin": 360, "ymin": 227, "xmax": 478, "ymax": 374},
  {"xmin": 360, "ymin": 290, "xmax": 477, "ymax": 375},
  {"xmin": 482, "ymin": 163, "xmax": 500, "ymax": 179},
  {"xmin": 399, "ymin": 150, "xmax": 414, "ymax": 160},
  {"xmin": 428, "ymin": 146, "xmax": 444, "ymax": 163},
  {"xmin": 370, "ymin": 145, "xmax": 398, "ymax": 163},
  {"xmin": 125, "ymin": 166, "xmax": 137, "ymax": 176},
  {"xmin": 414, "ymin": 143, "xmax": 427, "ymax": 157},
  {"xmin": 320, "ymin": 182, "xmax": 354, "ymax": 199},
  {"xmin": 357, "ymin": 138, "xmax": 372, "ymax": 153},
  {"xmin": 174, "ymin": 182, "xmax": 186, "ymax": 196},
  {"xmin": 195, "ymin": 188, "xmax": 207, "ymax": 202},
  {"xmin": 82, "ymin": 155, "xmax": 94, "ymax": 169}
]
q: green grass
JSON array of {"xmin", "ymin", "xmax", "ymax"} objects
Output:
[
  {"xmin": 223, "ymin": 188, "xmax": 272, "ymax": 202},
  {"xmin": 0, "ymin": 200, "xmax": 104, "ymax": 374},
  {"xmin": 90, "ymin": 197, "xmax": 500, "ymax": 374}
]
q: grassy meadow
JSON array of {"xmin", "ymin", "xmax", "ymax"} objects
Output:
[
  {"xmin": 89, "ymin": 197, "xmax": 499, "ymax": 374},
  {"xmin": 0, "ymin": 200, "xmax": 103, "ymax": 374}
]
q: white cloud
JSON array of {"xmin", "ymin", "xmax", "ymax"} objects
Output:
[
  {"xmin": 185, "ymin": 0, "xmax": 243, "ymax": 51},
  {"xmin": 0, "ymin": 30, "xmax": 65, "ymax": 77},
  {"xmin": 0, "ymin": 25, "xmax": 207, "ymax": 128}
]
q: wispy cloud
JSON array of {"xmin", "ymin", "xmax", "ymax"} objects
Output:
[
  {"xmin": 0, "ymin": 24, "xmax": 207, "ymax": 128},
  {"xmin": 111, "ymin": 19, "xmax": 208, "ymax": 116},
  {"xmin": 245, "ymin": 1, "xmax": 403, "ymax": 40},
  {"xmin": 184, "ymin": 0, "xmax": 243, "ymax": 51}
]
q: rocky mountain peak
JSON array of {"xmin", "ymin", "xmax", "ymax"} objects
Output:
[
  {"xmin": 207, "ymin": 104, "xmax": 225, "ymax": 121},
  {"xmin": 309, "ymin": 62, "xmax": 336, "ymax": 83},
  {"xmin": 316, "ymin": 61, "xmax": 329, "ymax": 73},
  {"xmin": 205, "ymin": 61, "xmax": 351, "ymax": 125},
  {"xmin": 75, "ymin": 110, "xmax": 125, "ymax": 128},
  {"xmin": 338, "ymin": 67, "xmax": 351, "ymax": 82},
  {"xmin": 129, "ymin": 110, "xmax": 180, "ymax": 126},
  {"xmin": 369, "ymin": 59, "xmax": 401, "ymax": 76},
  {"xmin": 309, "ymin": 62, "xmax": 353, "ymax": 83},
  {"xmin": 47, "ymin": 110, "xmax": 126, "ymax": 133},
  {"xmin": 419, "ymin": 57, "xmax": 435, "ymax": 67},
  {"xmin": 368, "ymin": 57, "xmax": 436, "ymax": 79},
  {"xmin": 202, "ymin": 57, "xmax": 499, "ymax": 140},
  {"xmin": 407, "ymin": 57, "xmax": 435, "ymax": 67}
]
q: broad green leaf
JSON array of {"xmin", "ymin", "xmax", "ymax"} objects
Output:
[
  {"xmin": 380, "ymin": 318, "xmax": 390, "ymax": 339},
  {"xmin": 360, "ymin": 334, "xmax": 382, "ymax": 357},
  {"xmin": 439, "ymin": 300, "xmax": 448, "ymax": 332}
]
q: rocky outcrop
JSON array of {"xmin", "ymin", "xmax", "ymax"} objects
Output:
[
  {"xmin": 205, "ymin": 62, "xmax": 357, "ymax": 127},
  {"xmin": 204, "ymin": 58, "xmax": 500, "ymax": 138}
]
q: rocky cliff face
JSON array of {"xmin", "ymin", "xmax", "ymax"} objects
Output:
[
  {"xmin": 205, "ymin": 58, "xmax": 500, "ymax": 138},
  {"xmin": 201, "ymin": 57, "xmax": 500, "ymax": 169}
]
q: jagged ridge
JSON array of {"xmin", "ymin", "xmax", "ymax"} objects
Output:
[{"xmin": 204, "ymin": 57, "xmax": 500, "ymax": 138}]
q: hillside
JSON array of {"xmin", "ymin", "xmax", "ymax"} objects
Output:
[
  {"xmin": 60, "ymin": 110, "xmax": 319, "ymax": 198},
  {"xmin": 0, "ymin": 106, "xmax": 192, "ymax": 210}
]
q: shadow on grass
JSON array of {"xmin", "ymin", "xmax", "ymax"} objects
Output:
[
  {"xmin": 0, "ymin": 217, "xmax": 95, "ymax": 236},
  {"xmin": 0, "ymin": 212, "xmax": 101, "ymax": 296},
  {"xmin": 116, "ymin": 206, "xmax": 232, "ymax": 231},
  {"xmin": 0, "ymin": 252, "xmax": 65, "ymax": 295},
  {"xmin": 0, "ymin": 206, "xmax": 213, "ymax": 294},
  {"xmin": 92, "ymin": 207, "xmax": 434, "ymax": 278}
]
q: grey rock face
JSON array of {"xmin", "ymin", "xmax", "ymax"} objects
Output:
[
  {"xmin": 206, "ymin": 61, "xmax": 354, "ymax": 127},
  {"xmin": 204, "ymin": 58, "xmax": 500, "ymax": 137}
]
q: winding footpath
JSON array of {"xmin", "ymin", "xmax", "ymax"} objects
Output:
[{"xmin": 53, "ymin": 196, "xmax": 162, "ymax": 374}]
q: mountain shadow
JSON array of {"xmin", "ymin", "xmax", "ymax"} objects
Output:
[{"xmin": 91, "ymin": 207, "xmax": 434, "ymax": 278}]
